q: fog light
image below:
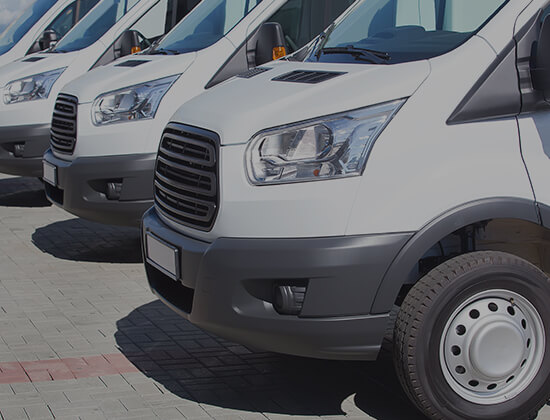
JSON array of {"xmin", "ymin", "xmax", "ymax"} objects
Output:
[
  {"xmin": 106, "ymin": 181, "xmax": 122, "ymax": 200},
  {"xmin": 273, "ymin": 284, "xmax": 306, "ymax": 315},
  {"xmin": 13, "ymin": 143, "xmax": 25, "ymax": 157}
]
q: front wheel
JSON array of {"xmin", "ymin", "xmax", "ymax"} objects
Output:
[{"xmin": 393, "ymin": 251, "xmax": 550, "ymax": 420}]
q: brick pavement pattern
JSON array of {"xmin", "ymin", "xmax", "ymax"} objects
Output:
[{"xmin": 0, "ymin": 174, "xmax": 548, "ymax": 420}]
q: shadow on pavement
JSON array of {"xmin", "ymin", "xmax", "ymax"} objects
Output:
[
  {"xmin": 0, "ymin": 177, "xmax": 51, "ymax": 208},
  {"xmin": 115, "ymin": 300, "xmax": 426, "ymax": 419},
  {"xmin": 32, "ymin": 218, "xmax": 142, "ymax": 263}
]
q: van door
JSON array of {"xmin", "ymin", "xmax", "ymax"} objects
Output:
[{"xmin": 517, "ymin": 7, "xmax": 550, "ymax": 222}]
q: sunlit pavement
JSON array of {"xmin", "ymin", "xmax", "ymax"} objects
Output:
[{"xmin": 0, "ymin": 174, "xmax": 548, "ymax": 420}]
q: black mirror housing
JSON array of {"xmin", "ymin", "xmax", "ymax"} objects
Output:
[
  {"xmin": 255, "ymin": 22, "xmax": 286, "ymax": 66},
  {"xmin": 39, "ymin": 29, "xmax": 59, "ymax": 51},
  {"xmin": 531, "ymin": 15, "xmax": 550, "ymax": 94},
  {"xmin": 113, "ymin": 30, "xmax": 141, "ymax": 59}
]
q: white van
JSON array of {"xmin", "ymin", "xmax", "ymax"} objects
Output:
[
  {"xmin": 0, "ymin": 0, "xmax": 198, "ymax": 177},
  {"xmin": 41, "ymin": 0, "xmax": 354, "ymax": 227},
  {"xmin": 0, "ymin": 0, "xmax": 100, "ymax": 69},
  {"xmin": 141, "ymin": 0, "xmax": 550, "ymax": 418}
]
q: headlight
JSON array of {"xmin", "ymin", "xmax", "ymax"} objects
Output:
[
  {"xmin": 3, "ymin": 68, "xmax": 66, "ymax": 105},
  {"xmin": 92, "ymin": 75, "xmax": 180, "ymax": 126},
  {"xmin": 246, "ymin": 99, "xmax": 405, "ymax": 185}
]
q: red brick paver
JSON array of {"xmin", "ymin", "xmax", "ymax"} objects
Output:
[{"xmin": 0, "ymin": 353, "xmax": 138, "ymax": 384}]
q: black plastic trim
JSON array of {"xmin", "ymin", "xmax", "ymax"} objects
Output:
[
  {"xmin": 447, "ymin": 39, "xmax": 520, "ymax": 124},
  {"xmin": 142, "ymin": 208, "xmax": 409, "ymax": 360},
  {"xmin": 0, "ymin": 124, "xmax": 50, "ymax": 176},
  {"xmin": 372, "ymin": 197, "xmax": 541, "ymax": 314},
  {"xmin": 536, "ymin": 202, "xmax": 550, "ymax": 228},
  {"xmin": 115, "ymin": 59, "xmax": 151, "ymax": 67},
  {"xmin": 43, "ymin": 149, "xmax": 156, "ymax": 227},
  {"xmin": 272, "ymin": 70, "xmax": 346, "ymax": 84}
]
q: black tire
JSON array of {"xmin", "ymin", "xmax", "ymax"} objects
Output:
[{"xmin": 393, "ymin": 251, "xmax": 550, "ymax": 420}]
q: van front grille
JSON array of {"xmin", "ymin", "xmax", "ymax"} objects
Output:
[
  {"xmin": 154, "ymin": 123, "xmax": 219, "ymax": 231},
  {"xmin": 50, "ymin": 94, "xmax": 78, "ymax": 154}
]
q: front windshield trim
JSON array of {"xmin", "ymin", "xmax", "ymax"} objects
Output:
[{"xmin": 309, "ymin": 0, "xmax": 510, "ymax": 65}]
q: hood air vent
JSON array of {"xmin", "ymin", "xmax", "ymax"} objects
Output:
[
  {"xmin": 22, "ymin": 56, "xmax": 46, "ymax": 63},
  {"xmin": 272, "ymin": 70, "xmax": 346, "ymax": 84},
  {"xmin": 237, "ymin": 67, "xmax": 271, "ymax": 79},
  {"xmin": 115, "ymin": 60, "xmax": 150, "ymax": 68}
]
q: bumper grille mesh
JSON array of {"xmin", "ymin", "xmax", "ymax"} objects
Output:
[
  {"xmin": 50, "ymin": 94, "xmax": 78, "ymax": 154},
  {"xmin": 154, "ymin": 123, "xmax": 219, "ymax": 231}
]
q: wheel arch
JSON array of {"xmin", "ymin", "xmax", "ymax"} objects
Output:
[{"xmin": 371, "ymin": 197, "xmax": 541, "ymax": 314}]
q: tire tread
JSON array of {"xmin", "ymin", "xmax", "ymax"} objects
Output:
[{"xmin": 393, "ymin": 251, "xmax": 550, "ymax": 420}]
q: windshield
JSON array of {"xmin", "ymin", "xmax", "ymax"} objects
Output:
[
  {"xmin": 308, "ymin": 0, "xmax": 509, "ymax": 65},
  {"xmin": 150, "ymin": 0, "xmax": 262, "ymax": 54},
  {"xmin": 53, "ymin": 0, "xmax": 138, "ymax": 52},
  {"xmin": 0, "ymin": 0, "xmax": 57, "ymax": 56}
]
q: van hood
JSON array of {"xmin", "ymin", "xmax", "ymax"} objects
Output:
[
  {"xmin": 172, "ymin": 60, "xmax": 431, "ymax": 146},
  {"xmin": 61, "ymin": 53, "xmax": 197, "ymax": 103},
  {"xmin": 0, "ymin": 52, "xmax": 79, "ymax": 87}
]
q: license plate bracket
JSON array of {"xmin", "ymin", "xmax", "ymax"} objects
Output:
[
  {"xmin": 145, "ymin": 233, "xmax": 180, "ymax": 280},
  {"xmin": 43, "ymin": 161, "xmax": 57, "ymax": 186}
]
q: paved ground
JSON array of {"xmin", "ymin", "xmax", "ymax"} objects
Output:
[{"xmin": 0, "ymin": 174, "xmax": 548, "ymax": 420}]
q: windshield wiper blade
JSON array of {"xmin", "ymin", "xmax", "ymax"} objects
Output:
[
  {"xmin": 320, "ymin": 46, "xmax": 390, "ymax": 64},
  {"xmin": 149, "ymin": 48, "xmax": 180, "ymax": 55}
]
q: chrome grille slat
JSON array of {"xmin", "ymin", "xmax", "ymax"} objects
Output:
[
  {"xmin": 154, "ymin": 123, "xmax": 219, "ymax": 231},
  {"xmin": 50, "ymin": 94, "xmax": 77, "ymax": 154}
]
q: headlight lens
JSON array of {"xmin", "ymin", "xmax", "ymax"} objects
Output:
[
  {"xmin": 246, "ymin": 99, "xmax": 405, "ymax": 185},
  {"xmin": 3, "ymin": 68, "xmax": 66, "ymax": 105},
  {"xmin": 92, "ymin": 75, "xmax": 179, "ymax": 126}
]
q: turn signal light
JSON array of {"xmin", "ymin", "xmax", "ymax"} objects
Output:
[
  {"xmin": 272, "ymin": 46, "xmax": 286, "ymax": 61},
  {"xmin": 131, "ymin": 46, "xmax": 141, "ymax": 54}
]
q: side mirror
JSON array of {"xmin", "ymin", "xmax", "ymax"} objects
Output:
[
  {"xmin": 531, "ymin": 15, "xmax": 550, "ymax": 95},
  {"xmin": 113, "ymin": 30, "xmax": 142, "ymax": 59},
  {"xmin": 255, "ymin": 22, "xmax": 287, "ymax": 66},
  {"xmin": 38, "ymin": 30, "xmax": 59, "ymax": 51}
]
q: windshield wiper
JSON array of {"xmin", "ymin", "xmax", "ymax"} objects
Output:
[
  {"xmin": 319, "ymin": 46, "xmax": 391, "ymax": 64},
  {"xmin": 149, "ymin": 48, "xmax": 180, "ymax": 55}
]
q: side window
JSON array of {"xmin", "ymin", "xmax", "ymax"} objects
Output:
[
  {"xmin": 268, "ymin": 0, "xmax": 302, "ymax": 52},
  {"xmin": 441, "ymin": 0, "xmax": 504, "ymax": 32},
  {"xmin": 165, "ymin": 0, "xmax": 201, "ymax": 33},
  {"xmin": 77, "ymin": 0, "xmax": 101, "ymax": 19},
  {"xmin": 130, "ymin": 0, "xmax": 169, "ymax": 41},
  {"xmin": 396, "ymin": 0, "xmax": 435, "ymax": 30},
  {"xmin": 268, "ymin": 0, "xmax": 355, "ymax": 53},
  {"xmin": 47, "ymin": 3, "xmax": 77, "ymax": 38}
]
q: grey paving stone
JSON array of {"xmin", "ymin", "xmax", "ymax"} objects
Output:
[{"xmin": 0, "ymin": 174, "xmax": 549, "ymax": 420}]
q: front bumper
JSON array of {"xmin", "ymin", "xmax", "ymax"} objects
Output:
[
  {"xmin": 0, "ymin": 124, "xmax": 50, "ymax": 177},
  {"xmin": 43, "ymin": 150, "xmax": 156, "ymax": 227},
  {"xmin": 142, "ymin": 208, "xmax": 412, "ymax": 361}
]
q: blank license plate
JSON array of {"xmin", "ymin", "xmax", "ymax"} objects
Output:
[
  {"xmin": 146, "ymin": 233, "xmax": 179, "ymax": 280},
  {"xmin": 43, "ymin": 161, "xmax": 57, "ymax": 186}
]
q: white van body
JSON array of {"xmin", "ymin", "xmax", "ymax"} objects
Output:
[
  {"xmin": 142, "ymin": 0, "xmax": 550, "ymax": 418},
  {"xmin": 0, "ymin": 0, "xmax": 98, "ymax": 69},
  {"xmin": 41, "ymin": 0, "xmax": 354, "ymax": 226},
  {"xmin": 0, "ymin": 0, "xmax": 197, "ymax": 177}
]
